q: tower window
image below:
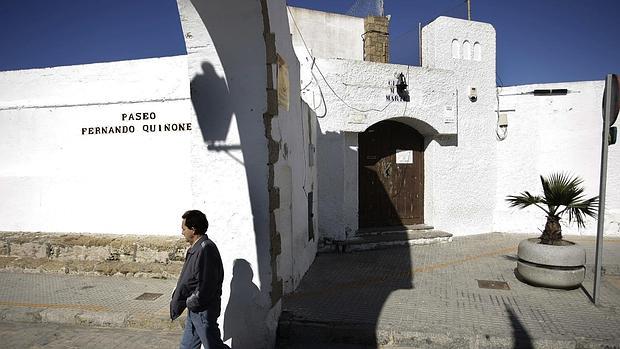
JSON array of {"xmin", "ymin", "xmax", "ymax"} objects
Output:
[
  {"xmin": 462, "ymin": 40, "xmax": 472, "ymax": 60},
  {"xmin": 473, "ymin": 42, "xmax": 482, "ymax": 61},
  {"xmin": 451, "ymin": 39, "xmax": 460, "ymax": 59}
]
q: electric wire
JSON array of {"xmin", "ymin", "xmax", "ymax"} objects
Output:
[
  {"xmin": 495, "ymin": 72, "xmax": 507, "ymax": 141},
  {"xmin": 392, "ymin": 0, "xmax": 467, "ymax": 44},
  {"xmin": 288, "ymin": 6, "xmax": 394, "ymax": 114},
  {"xmin": 402, "ymin": 64, "xmax": 410, "ymax": 116},
  {"xmin": 313, "ymin": 63, "xmax": 394, "ymax": 113}
]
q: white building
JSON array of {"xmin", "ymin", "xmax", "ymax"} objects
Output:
[
  {"xmin": 288, "ymin": 8, "xmax": 619, "ymax": 242},
  {"xmin": 0, "ymin": 1, "xmax": 318, "ymax": 348}
]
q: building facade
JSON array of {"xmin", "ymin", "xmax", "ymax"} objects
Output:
[{"xmin": 288, "ymin": 9, "xmax": 619, "ymax": 242}]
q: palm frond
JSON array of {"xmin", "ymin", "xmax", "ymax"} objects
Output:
[
  {"xmin": 540, "ymin": 173, "xmax": 590, "ymax": 213},
  {"xmin": 565, "ymin": 196, "xmax": 599, "ymax": 228},
  {"xmin": 506, "ymin": 191, "xmax": 547, "ymax": 213},
  {"xmin": 509, "ymin": 172, "xmax": 599, "ymax": 230}
]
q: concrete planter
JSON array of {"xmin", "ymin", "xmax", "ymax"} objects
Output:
[{"xmin": 516, "ymin": 238, "xmax": 586, "ymax": 288}]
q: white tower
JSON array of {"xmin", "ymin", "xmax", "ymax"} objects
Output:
[{"xmin": 421, "ymin": 16, "xmax": 498, "ymax": 234}]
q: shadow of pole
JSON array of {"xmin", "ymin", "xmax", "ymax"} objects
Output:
[
  {"xmin": 580, "ymin": 283, "xmax": 595, "ymax": 303},
  {"xmin": 506, "ymin": 307, "xmax": 534, "ymax": 349}
]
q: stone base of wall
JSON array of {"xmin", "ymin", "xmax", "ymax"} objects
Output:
[{"xmin": 0, "ymin": 232, "xmax": 187, "ymax": 278}]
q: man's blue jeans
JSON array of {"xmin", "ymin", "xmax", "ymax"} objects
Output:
[{"xmin": 179, "ymin": 309, "xmax": 229, "ymax": 349}]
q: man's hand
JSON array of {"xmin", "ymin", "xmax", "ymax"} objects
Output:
[{"xmin": 186, "ymin": 291, "xmax": 200, "ymax": 310}]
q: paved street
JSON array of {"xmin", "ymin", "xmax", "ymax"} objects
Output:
[
  {"xmin": 0, "ymin": 321, "xmax": 181, "ymax": 349},
  {"xmin": 1, "ymin": 233, "xmax": 619, "ymax": 348}
]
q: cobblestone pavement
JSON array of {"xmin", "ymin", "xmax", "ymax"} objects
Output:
[
  {"xmin": 280, "ymin": 233, "xmax": 620, "ymax": 348},
  {"xmin": 0, "ymin": 321, "xmax": 181, "ymax": 349}
]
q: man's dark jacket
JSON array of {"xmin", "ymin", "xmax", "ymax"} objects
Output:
[{"xmin": 170, "ymin": 235, "xmax": 224, "ymax": 320}]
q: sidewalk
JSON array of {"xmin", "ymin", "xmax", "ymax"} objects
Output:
[
  {"xmin": 279, "ymin": 233, "xmax": 620, "ymax": 348},
  {"xmin": 0, "ymin": 271, "xmax": 182, "ymax": 331}
]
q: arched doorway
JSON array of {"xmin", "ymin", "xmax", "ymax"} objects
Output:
[{"xmin": 358, "ymin": 120, "xmax": 424, "ymax": 228}]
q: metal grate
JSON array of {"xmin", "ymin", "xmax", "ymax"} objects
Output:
[
  {"xmin": 134, "ymin": 292, "xmax": 163, "ymax": 301},
  {"xmin": 477, "ymin": 280, "xmax": 510, "ymax": 290}
]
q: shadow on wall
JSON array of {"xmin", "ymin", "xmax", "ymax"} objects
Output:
[
  {"xmin": 191, "ymin": 62, "xmax": 233, "ymax": 144},
  {"xmin": 224, "ymin": 259, "xmax": 270, "ymax": 349},
  {"xmin": 191, "ymin": 62, "xmax": 244, "ymax": 165},
  {"xmin": 188, "ymin": 0, "xmax": 272, "ymax": 347}
]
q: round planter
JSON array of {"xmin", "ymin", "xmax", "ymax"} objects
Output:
[{"xmin": 516, "ymin": 238, "xmax": 586, "ymax": 288}]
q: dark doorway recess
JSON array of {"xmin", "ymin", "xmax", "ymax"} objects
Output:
[{"xmin": 359, "ymin": 120, "xmax": 424, "ymax": 228}]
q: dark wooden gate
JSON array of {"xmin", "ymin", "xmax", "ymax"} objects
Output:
[{"xmin": 359, "ymin": 120, "xmax": 424, "ymax": 228}]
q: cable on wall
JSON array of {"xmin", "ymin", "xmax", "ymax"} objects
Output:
[
  {"xmin": 288, "ymin": 7, "xmax": 394, "ymax": 114},
  {"xmin": 495, "ymin": 72, "xmax": 507, "ymax": 141}
]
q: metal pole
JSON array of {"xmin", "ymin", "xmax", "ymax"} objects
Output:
[
  {"xmin": 418, "ymin": 22, "xmax": 422, "ymax": 66},
  {"xmin": 467, "ymin": 0, "xmax": 471, "ymax": 20},
  {"xmin": 594, "ymin": 74, "xmax": 612, "ymax": 304}
]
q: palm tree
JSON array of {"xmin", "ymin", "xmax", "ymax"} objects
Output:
[{"xmin": 506, "ymin": 173, "xmax": 598, "ymax": 245}]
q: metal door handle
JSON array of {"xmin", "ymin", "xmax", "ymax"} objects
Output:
[{"xmin": 384, "ymin": 163, "xmax": 391, "ymax": 177}]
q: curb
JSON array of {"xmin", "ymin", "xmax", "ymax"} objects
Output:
[
  {"xmin": 0, "ymin": 306, "xmax": 185, "ymax": 331},
  {"xmin": 278, "ymin": 318, "xmax": 620, "ymax": 349}
]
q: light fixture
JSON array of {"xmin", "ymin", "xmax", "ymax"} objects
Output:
[{"xmin": 396, "ymin": 73, "xmax": 410, "ymax": 102}]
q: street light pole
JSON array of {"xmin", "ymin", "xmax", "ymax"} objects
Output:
[{"xmin": 594, "ymin": 74, "xmax": 615, "ymax": 304}]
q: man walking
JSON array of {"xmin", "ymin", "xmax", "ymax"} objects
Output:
[{"xmin": 171, "ymin": 210, "xmax": 230, "ymax": 349}]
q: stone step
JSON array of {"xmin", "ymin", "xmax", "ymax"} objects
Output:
[
  {"xmin": 344, "ymin": 229, "xmax": 452, "ymax": 252},
  {"xmin": 319, "ymin": 228, "xmax": 452, "ymax": 253},
  {"xmin": 356, "ymin": 224, "xmax": 434, "ymax": 236}
]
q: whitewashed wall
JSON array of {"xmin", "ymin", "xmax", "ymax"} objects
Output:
[
  {"xmin": 495, "ymin": 81, "xmax": 620, "ymax": 236},
  {"xmin": 176, "ymin": 0, "xmax": 271, "ymax": 347},
  {"xmin": 268, "ymin": 0, "xmax": 318, "ymax": 296},
  {"xmin": 179, "ymin": 0, "xmax": 319, "ymax": 347},
  {"xmin": 288, "ymin": 6, "xmax": 364, "ymax": 62},
  {"xmin": 0, "ymin": 56, "xmax": 194, "ymax": 234}
]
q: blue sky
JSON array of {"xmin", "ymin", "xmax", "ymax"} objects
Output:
[
  {"xmin": 288, "ymin": 0, "xmax": 620, "ymax": 86},
  {"xmin": 0, "ymin": 0, "xmax": 618, "ymax": 86},
  {"xmin": 0, "ymin": 0, "xmax": 186, "ymax": 72}
]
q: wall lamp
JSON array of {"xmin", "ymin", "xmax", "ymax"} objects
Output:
[{"xmin": 396, "ymin": 73, "xmax": 410, "ymax": 102}]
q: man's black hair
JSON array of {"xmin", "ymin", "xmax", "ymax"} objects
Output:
[{"xmin": 182, "ymin": 210, "xmax": 209, "ymax": 235}]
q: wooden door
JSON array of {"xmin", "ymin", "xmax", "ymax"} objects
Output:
[{"xmin": 359, "ymin": 120, "xmax": 424, "ymax": 228}]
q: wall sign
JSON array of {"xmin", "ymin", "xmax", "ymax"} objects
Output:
[
  {"xmin": 444, "ymin": 105, "xmax": 456, "ymax": 124},
  {"xmin": 80, "ymin": 112, "xmax": 192, "ymax": 135},
  {"xmin": 396, "ymin": 149, "xmax": 413, "ymax": 164}
]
